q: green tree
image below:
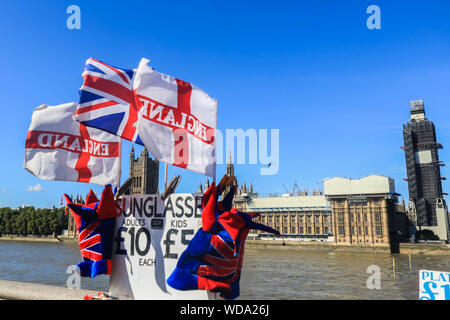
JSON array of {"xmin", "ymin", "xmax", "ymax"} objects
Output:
[{"xmin": 0, "ymin": 206, "xmax": 68, "ymax": 236}]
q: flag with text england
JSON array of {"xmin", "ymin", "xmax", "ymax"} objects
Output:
[
  {"xmin": 24, "ymin": 103, "xmax": 121, "ymax": 186},
  {"xmin": 134, "ymin": 58, "xmax": 218, "ymax": 177}
]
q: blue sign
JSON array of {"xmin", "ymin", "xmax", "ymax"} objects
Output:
[{"xmin": 419, "ymin": 269, "xmax": 450, "ymax": 300}]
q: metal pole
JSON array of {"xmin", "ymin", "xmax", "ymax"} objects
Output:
[
  {"xmin": 164, "ymin": 163, "xmax": 168, "ymax": 190},
  {"xmin": 393, "ymin": 257, "xmax": 396, "ymax": 279},
  {"xmin": 116, "ymin": 139, "xmax": 122, "ymax": 188},
  {"xmin": 409, "ymin": 253, "xmax": 412, "ymax": 271}
]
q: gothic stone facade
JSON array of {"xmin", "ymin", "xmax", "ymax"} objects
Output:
[
  {"xmin": 324, "ymin": 175, "xmax": 409, "ymax": 251},
  {"xmin": 245, "ymin": 195, "xmax": 332, "ymax": 238},
  {"xmin": 129, "ymin": 146, "xmax": 159, "ymax": 195}
]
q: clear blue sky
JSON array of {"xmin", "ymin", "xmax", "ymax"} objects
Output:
[{"xmin": 0, "ymin": 0, "xmax": 449, "ymax": 208}]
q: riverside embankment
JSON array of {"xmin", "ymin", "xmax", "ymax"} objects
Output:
[
  {"xmin": 246, "ymin": 239, "xmax": 450, "ymax": 256},
  {"xmin": 1, "ymin": 239, "xmax": 449, "ymax": 299},
  {"xmin": 2, "ymin": 235, "xmax": 449, "ymax": 256},
  {"xmin": 0, "ymin": 235, "xmax": 77, "ymax": 243}
]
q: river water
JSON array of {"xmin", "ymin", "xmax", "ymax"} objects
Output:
[{"xmin": 0, "ymin": 240, "xmax": 449, "ymax": 300}]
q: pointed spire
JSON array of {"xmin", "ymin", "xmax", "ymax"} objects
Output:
[
  {"xmin": 226, "ymin": 151, "xmax": 235, "ymax": 177},
  {"xmin": 141, "ymin": 147, "xmax": 149, "ymax": 161},
  {"xmin": 205, "ymin": 177, "xmax": 210, "ymax": 189}
]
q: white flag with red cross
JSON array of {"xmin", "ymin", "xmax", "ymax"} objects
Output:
[
  {"xmin": 24, "ymin": 103, "xmax": 121, "ymax": 186},
  {"xmin": 134, "ymin": 58, "xmax": 218, "ymax": 178}
]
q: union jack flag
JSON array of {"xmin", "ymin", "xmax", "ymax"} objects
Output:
[
  {"xmin": 64, "ymin": 185, "xmax": 120, "ymax": 278},
  {"xmin": 78, "ymin": 220, "xmax": 103, "ymax": 261},
  {"xmin": 74, "ymin": 58, "xmax": 144, "ymax": 145},
  {"xmin": 167, "ymin": 180, "xmax": 280, "ymax": 299},
  {"xmin": 195, "ymin": 230, "xmax": 247, "ymax": 288}
]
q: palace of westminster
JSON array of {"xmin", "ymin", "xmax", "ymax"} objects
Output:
[{"xmin": 68, "ymin": 100, "xmax": 450, "ymax": 251}]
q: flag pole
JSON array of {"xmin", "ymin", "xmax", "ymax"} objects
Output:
[
  {"xmin": 116, "ymin": 139, "xmax": 122, "ymax": 187},
  {"xmin": 164, "ymin": 162, "xmax": 168, "ymax": 190}
]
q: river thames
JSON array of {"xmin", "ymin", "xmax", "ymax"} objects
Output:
[{"xmin": 0, "ymin": 240, "xmax": 449, "ymax": 299}]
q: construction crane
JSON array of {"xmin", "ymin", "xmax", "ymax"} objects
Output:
[
  {"xmin": 293, "ymin": 181, "xmax": 301, "ymax": 195},
  {"xmin": 282, "ymin": 184, "xmax": 291, "ymax": 196},
  {"xmin": 283, "ymin": 181, "xmax": 301, "ymax": 196}
]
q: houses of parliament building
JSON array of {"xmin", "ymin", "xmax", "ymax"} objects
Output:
[
  {"xmin": 127, "ymin": 146, "xmax": 159, "ymax": 195},
  {"xmin": 66, "ymin": 148, "xmax": 408, "ymax": 251},
  {"xmin": 67, "ymin": 146, "xmax": 160, "ymax": 238}
]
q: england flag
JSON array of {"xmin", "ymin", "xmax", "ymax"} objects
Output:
[
  {"xmin": 134, "ymin": 58, "xmax": 218, "ymax": 178},
  {"xmin": 24, "ymin": 103, "xmax": 121, "ymax": 186}
]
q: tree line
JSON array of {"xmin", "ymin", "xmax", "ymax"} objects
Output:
[{"xmin": 0, "ymin": 206, "xmax": 67, "ymax": 236}]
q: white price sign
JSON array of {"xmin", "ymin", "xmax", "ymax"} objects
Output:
[
  {"xmin": 108, "ymin": 193, "xmax": 215, "ymax": 300},
  {"xmin": 419, "ymin": 269, "xmax": 450, "ymax": 300}
]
